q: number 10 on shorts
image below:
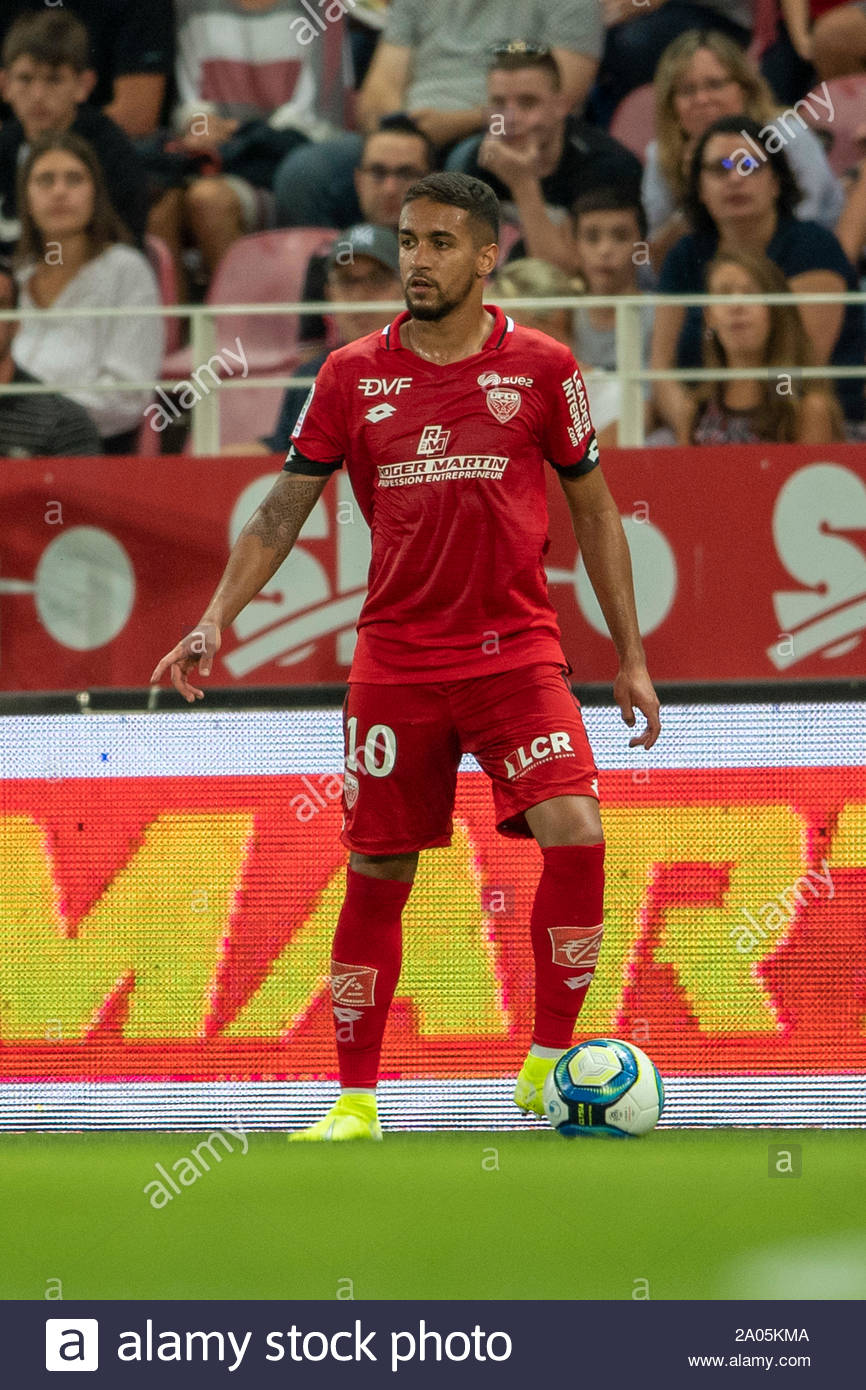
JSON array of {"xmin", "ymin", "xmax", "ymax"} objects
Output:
[{"xmin": 346, "ymin": 716, "xmax": 397, "ymax": 779}]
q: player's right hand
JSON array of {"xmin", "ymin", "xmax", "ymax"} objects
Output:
[{"xmin": 149, "ymin": 620, "xmax": 221, "ymax": 703}]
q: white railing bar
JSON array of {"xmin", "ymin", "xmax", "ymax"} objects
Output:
[{"xmin": 1, "ymin": 288, "xmax": 865, "ymax": 322}]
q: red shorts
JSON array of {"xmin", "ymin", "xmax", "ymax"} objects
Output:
[{"xmin": 340, "ymin": 662, "xmax": 599, "ymax": 855}]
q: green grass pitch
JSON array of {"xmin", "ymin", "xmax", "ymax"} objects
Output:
[{"xmin": 2, "ymin": 1130, "xmax": 863, "ymax": 1301}]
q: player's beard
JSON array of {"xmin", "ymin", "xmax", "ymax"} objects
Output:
[{"xmin": 405, "ymin": 267, "xmax": 478, "ymax": 321}]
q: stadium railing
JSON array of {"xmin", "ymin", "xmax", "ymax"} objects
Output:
[{"xmin": 1, "ymin": 289, "xmax": 864, "ymax": 450}]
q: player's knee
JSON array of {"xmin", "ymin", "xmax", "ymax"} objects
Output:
[{"xmin": 349, "ymin": 850, "xmax": 418, "ymax": 882}]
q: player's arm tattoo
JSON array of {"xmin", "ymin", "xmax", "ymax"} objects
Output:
[
  {"xmin": 242, "ymin": 471, "xmax": 329, "ymax": 558},
  {"xmin": 201, "ymin": 472, "xmax": 331, "ymax": 630}
]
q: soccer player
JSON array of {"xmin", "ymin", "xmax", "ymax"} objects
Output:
[{"xmin": 150, "ymin": 172, "xmax": 661, "ymax": 1142}]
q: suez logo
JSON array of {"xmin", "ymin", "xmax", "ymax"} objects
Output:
[{"xmin": 477, "ymin": 370, "xmax": 529, "ymax": 424}]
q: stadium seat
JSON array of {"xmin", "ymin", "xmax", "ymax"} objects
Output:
[
  {"xmin": 609, "ymin": 84, "xmax": 656, "ymax": 161},
  {"xmin": 801, "ymin": 74, "xmax": 866, "ymax": 175},
  {"xmin": 163, "ymin": 227, "xmax": 338, "ymax": 380},
  {"xmin": 145, "ymin": 234, "xmax": 182, "ymax": 356},
  {"xmin": 217, "ymin": 380, "xmax": 292, "ymax": 449}
]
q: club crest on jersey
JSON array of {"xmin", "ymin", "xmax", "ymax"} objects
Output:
[
  {"xmin": 343, "ymin": 769, "xmax": 359, "ymax": 807},
  {"xmin": 417, "ymin": 424, "xmax": 451, "ymax": 455},
  {"xmin": 486, "ymin": 387, "xmax": 521, "ymax": 423}
]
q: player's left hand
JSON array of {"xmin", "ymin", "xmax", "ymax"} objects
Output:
[{"xmin": 614, "ymin": 664, "xmax": 661, "ymax": 750}]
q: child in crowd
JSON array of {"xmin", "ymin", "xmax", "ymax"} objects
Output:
[
  {"xmin": 0, "ymin": 11, "xmax": 148, "ymax": 256},
  {"xmin": 572, "ymin": 188, "xmax": 654, "ymax": 440},
  {"xmin": 690, "ymin": 249, "xmax": 842, "ymax": 444}
]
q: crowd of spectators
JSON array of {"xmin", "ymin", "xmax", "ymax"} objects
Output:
[{"xmin": 0, "ymin": 0, "xmax": 865, "ymax": 456}]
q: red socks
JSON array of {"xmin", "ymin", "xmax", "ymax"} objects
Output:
[
  {"xmin": 329, "ymin": 845, "xmax": 604, "ymax": 1085},
  {"xmin": 329, "ymin": 866, "xmax": 411, "ymax": 1088},
  {"xmin": 529, "ymin": 843, "xmax": 605, "ymax": 1049}
]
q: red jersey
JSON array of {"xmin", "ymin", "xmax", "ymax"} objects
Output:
[{"xmin": 285, "ymin": 305, "xmax": 599, "ymax": 683}]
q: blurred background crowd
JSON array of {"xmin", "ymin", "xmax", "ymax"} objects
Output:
[{"xmin": 0, "ymin": 0, "xmax": 864, "ymax": 456}]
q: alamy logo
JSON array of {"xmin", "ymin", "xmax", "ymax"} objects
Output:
[
  {"xmin": 46, "ymin": 1319, "xmax": 99, "ymax": 1372},
  {"xmin": 417, "ymin": 425, "xmax": 451, "ymax": 456}
]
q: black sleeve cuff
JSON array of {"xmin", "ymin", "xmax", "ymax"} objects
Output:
[
  {"xmin": 549, "ymin": 432, "xmax": 600, "ymax": 479},
  {"xmin": 283, "ymin": 446, "xmax": 343, "ymax": 475}
]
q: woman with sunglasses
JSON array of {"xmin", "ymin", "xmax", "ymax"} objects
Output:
[{"xmin": 650, "ymin": 114, "xmax": 865, "ymax": 441}]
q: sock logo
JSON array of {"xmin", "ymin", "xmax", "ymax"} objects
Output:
[
  {"xmin": 330, "ymin": 961, "xmax": 377, "ymax": 1007},
  {"xmin": 548, "ymin": 926, "xmax": 603, "ymax": 968},
  {"xmin": 564, "ymin": 972, "xmax": 594, "ymax": 989}
]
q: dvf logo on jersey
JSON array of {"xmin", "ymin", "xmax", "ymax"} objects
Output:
[
  {"xmin": 358, "ymin": 377, "xmax": 412, "ymax": 397},
  {"xmin": 486, "ymin": 388, "xmax": 521, "ymax": 423},
  {"xmin": 548, "ymin": 926, "xmax": 603, "ymax": 968},
  {"xmin": 417, "ymin": 424, "xmax": 451, "ymax": 456}
]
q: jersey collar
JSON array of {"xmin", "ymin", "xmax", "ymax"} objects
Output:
[{"xmin": 382, "ymin": 304, "xmax": 514, "ymax": 355}]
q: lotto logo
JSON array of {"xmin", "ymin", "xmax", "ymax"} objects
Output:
[
  {"xmin": 365, "ymin": 403, "xmax": 396, "ymax": 424},
  {"xmin": 417, "ymin": 425, "xmax": 451, "ymax": 455},
  {"xmin": 358, "ymin": 377, "xmax": 412, "ymax": 397},
  {"xmin": 45, "ymin": 1319, "xmax": 99, "ymax": 1372},
  {"xmin": 330, "ymin": 961, "xmax": 377, "ymax": 1007},
  {"xmin": 548, "ymin": 926, "xmax": 603, "ymax": 968}
]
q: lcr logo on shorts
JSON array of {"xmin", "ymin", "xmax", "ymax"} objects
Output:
[{"xmin": 503, "ymin": 731, "xmax": 573, "ymax": 780}]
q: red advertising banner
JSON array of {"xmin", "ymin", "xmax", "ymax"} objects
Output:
[
  {"xmin": 3, "ymin": 763, "xmax": 865, "ymax": 1085},
  {"xmin": 1, "ymin": 445, "xmax": 865, "ymax": 690}
]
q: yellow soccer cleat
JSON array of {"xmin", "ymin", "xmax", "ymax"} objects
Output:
[
  {"xmin": 513, "ymin": 1053, "xmax": 559, "ymax": 1118},
  {"xmin": 288, "ymin": 1092, "xmax": 382, "ymax": 1142}
]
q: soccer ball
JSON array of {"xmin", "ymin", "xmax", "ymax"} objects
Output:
[{"xmin": 543, "ymin": 1038, "xmax": 664, "ymax": 1138}]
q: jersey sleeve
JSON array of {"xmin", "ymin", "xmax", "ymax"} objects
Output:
[
  {"xmin": 283, "ymin": 351, "xmax": 347, "ymax": 476},
  {"xmin": 541, "ymin": 349, "xmax": 600, "ymax": 479}
]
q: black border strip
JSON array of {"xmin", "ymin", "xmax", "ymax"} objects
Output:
[{"xmin": 1, "ymin": 678, "xmax": 865, "ymax": 717}]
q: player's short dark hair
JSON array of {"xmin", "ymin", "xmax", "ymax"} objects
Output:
[
  {"xmin": 572, "ymin": 186, "xmax": 648, "ymax": 241},
  {"xmin": 487, "ymin": 41, "xmax": 561, "ymax": 90},
  {"xmin": 2, "ymin": 10, "xmax": 90, "ymax": 74},
  {"xmin": 684, "ymin": 115, "xmax": 801, "ymax": 238},
  {"xmin": 368, "ymin": 114, "xmax": 437, "ymax": 172},
  {"xmin": 401, "ymin": 172, "xmax": 500, "ymax": 245}
]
